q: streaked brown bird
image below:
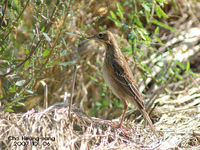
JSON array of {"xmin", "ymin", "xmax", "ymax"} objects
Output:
[{"xmin": 88, "ymin": 30, "xmax": 157, "ymax": 136}]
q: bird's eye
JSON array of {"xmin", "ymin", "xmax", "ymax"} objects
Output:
[{"xmin": 98, "ymin": 33, "xmax": 103, "ymax": 38}]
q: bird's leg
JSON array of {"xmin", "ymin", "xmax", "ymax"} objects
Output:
[
  {"xmin": 110, "ymin": 104, "xmax": 132, "ymax": 134},
  {"xmin": 118, "ymin": 104, "xmax": 128, "ymax": 128}
]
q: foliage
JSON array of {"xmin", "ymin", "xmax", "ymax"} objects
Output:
[{"xmin": 0, "ymin": 0, "xmax": 81, "ymax": 112}]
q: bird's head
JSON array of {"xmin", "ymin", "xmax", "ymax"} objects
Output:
[{"xmin": 87, "ymin": 30, "xmax": 115, "ymax": 45}]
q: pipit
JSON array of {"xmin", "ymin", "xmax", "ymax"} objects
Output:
[{"xmin": 88, "ymin": 30, "xmax": 157, "ymax": 136}]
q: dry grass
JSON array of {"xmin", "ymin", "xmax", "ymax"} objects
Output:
[{"xmin": 1, "ymin": 95, "xmax": 200, "ymax": 149}]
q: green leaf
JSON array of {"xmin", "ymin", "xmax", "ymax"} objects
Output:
[
  {"xmin": 176, "ymin": 72, "xmax": 184, "ymax": 80},
  {"xmin": 60, "ymin": 61, "xmax": 76, "ymax": 66},
  {"xmin": 171, "ymin": 0, "xmax": 178, "ymax": 11},
  {"xmin": 156, "ymin": 0, "xmax": 168, "ymax": 4},
  {"xmin": 25, "ymin": 89, "xmax": 34, "ymax": 94},
  {"xmin": 15, "ymin": 104, "xmax": 22, "ymax": 107},
  {"xmin": 110, "ymin": 11, "xmax": 117, "ymax": 20},
  {"xmin": 116, "ymin": 12, "xmax": 124, "ymax": 20},
  {"xmin": 142, "ymin": 3, "xmax": 150, "ymax": 12},
  {"xmin": 152, "ymin": 20, "xmax": 177, "ymax": 32},
  {"xmin": 142, "ymin": 63, "xmax": 151, "ymax": 73},
  {"xmin": 134, "ymin": 17, "xmax": 143, "ymax": 27},
  {"xmin": 99, "ymin": 89, "xmax": 105, "ymax": 97},
  {"xmin": 137, "ymin": 28, "xmax": 148, "ymax": 40},
  {"xmin": 46, "ymin": 61, "xmax": 63, "ymax": 66},
  {"xmin": 16, "ymin": 80, "xmax": 26, "ymax": 86},
  {"xmin": 155, "ymin": 36, "xmax": 163, "ymax": 45},
  {"xmin": 168, "ymin": 48, "xmax": 174, "ymax": 56},
  {"xmin": 33, "ymin": 29, "xmax": 36, "ymax": 35},
  {"xmin": 117, "ymin": 3, "xmax": 124, "ymax": 13},
  {"xmin": 154, "ymin": 27, "xmax": 160, "ymax": 34},
  {"xmin": 116, "ymin": 3, "xmax": 125, "ymax": 20},
  {"xmin": 169, "ymin": 67, "xmax": 175, "ymax": 75},
  {"xmin": 5, "ymin": 107, "xmax": 14, "ymax": 112},
  {"xmin": 43, "ymin": 48, "xmax": 50, "ymax": 57},
  {"xmin": 6, "ymin": 102, "xmax": 12, "ymax": 106},
  {"xmin": 24, "ymin": 60, "xmax": 29, "ymax": 68},
  {"xmin": 41, "ymin": 14, "xmax": 47, "ymax": 20},
  {"xmin": 25, "ymin": 49, "xmax": 29, "ymax": 53},
  {"xmin": 9, "ymin": 87, "xmax": 15, "ymax": 93},
  {"xmin": 60, "ymin": 50, "xmax": 67, "ymax": 56},
  {"xmin": 84, "ymin": 72, "xmax": 98, "ymax": 82},
  {"xmin": 66, "ymin": 32, "xmax": 81, "ymax": 37},
  {"xmin": 95, "ymin": 102, "xmax": 102, "ymax": 107},
  {"xmin": 42, "ymin": 32, "xmax": 51, "ymax": 41},
  {"xmin": 186, "ymin": 60, "xmax": 190, "ymax": 71},
  {"xmin": 128, "ymin": 30, "xmax": 137, "ymax": 41},
  {"xmin": 176, "ymin": 61, "xmax": 185, "ymax": 70},
  {"xmin": 99, "ymin": 26, "xmax": 104, "ymax": 31},
  {"xmin": 17, "ymin": 102, "xmax": 25, "ymax": 106},
  {"xmin": 186, "ymin": 70, "xmax": 200, "ymax": 78},
  {"xmin": 40, "ymin": 27, "xmax": 45, "ymax": 33},
  {"xmin": 155, "ymin": 4, "xmax": 168, "ymax": 18},
  {"xmin": 37, "ymin": 17, "xmax": 41, "ymax": 21}
]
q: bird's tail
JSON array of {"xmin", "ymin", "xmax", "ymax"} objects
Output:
[{"xmin": 140, "ymin": 108, "xmax": 158, "ymax": 137}]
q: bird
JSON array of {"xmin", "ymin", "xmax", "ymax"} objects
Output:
[{"xmin": 87, "ymin": 30, "xmax": 157, "ymax": 137}]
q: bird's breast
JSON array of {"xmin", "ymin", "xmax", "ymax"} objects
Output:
[{"xmin": 102, "ymin": 59, "xmax": 121, "ymax": 98}]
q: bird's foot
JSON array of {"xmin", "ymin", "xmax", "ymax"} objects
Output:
[{"xmin": 110, "ymin": 121, "xmax": 132, "ymax": 135}]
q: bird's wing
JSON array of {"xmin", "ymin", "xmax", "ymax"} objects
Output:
[{"xmin": 111, "ymin": 58, "xmax": 145, "ymax": 108}]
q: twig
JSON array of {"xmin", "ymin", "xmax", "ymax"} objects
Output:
[
  {"xmin": 0, "ymin": 0, "xmax": 30, "ymax": 48},
  {"xmin": 0, "ymin": 0, "xmax": 8, "ymax": 28},
  {"xmin": 189, "ymin": 75, "xmax": 200, "ymax": 93},
  {"xmin": 64, "ymin": 92, "xmax": 68, "ymax": 103},
  {"xmin": 68, "ymin": 65, "xmax": 77, "ymax": 120},
  {"xmin": 146, "ymin": 74, "xmax": 176, "ymax": 111},
  {"xmin": 0, "ymin": 0, "xmax": 60, "ymax": 77},
  {"xmin": 40, "ymin": 80, "xmax": 48, "ymax": 109}
]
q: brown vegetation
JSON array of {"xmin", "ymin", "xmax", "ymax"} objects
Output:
[{"xmin": 1, "ymin": 0, "xmax": 200, "ymax": 149}]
